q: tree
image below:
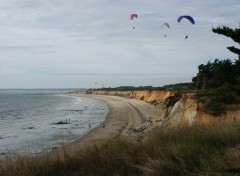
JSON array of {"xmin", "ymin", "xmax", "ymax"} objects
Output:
[
  {"xmin": 199, "ymin": 62, "xmax": 212, "ymax": 90},
  {"xmin": 192, "ymin": 25, "xmax": 240, "ymax": 114},
  {"xmin": 193, "ymin": 25, "xmax": 240, "ymax": 89},
  {"xmin": 192, "ymin": 59, "xmax": 236, "ymax": 89},
  {"xmin": 212, "ymin": 26, "xmax": 240, "ymax": 59}
]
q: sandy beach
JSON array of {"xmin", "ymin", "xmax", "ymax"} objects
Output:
[{"xmin": 49, "ymin": 94, "xmax": 164, "ymax": 157}]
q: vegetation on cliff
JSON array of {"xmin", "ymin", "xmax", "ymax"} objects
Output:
[
  {"xmin": 87, "ymin": 26, "xmax": 240, "ymax": 115},
  {"xmin": 192, "ymin": 25, "xmax": 240, "ymax": 114},
  {"xmin": 90, "ymin": 83, "xmax": 195, "ymax": 92}
]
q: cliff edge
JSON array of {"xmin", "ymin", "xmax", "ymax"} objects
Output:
[{"xmin": 85, "ymin": 90, "xmax": 239, "ymax": 128}]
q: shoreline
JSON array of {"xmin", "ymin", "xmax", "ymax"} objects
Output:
[{"xmin": 48, "ymin": 93, "xmax": 165, "ymax": 158}]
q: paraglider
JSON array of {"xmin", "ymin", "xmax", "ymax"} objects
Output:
[
  {"xmin": 130, "ymin": 13, "xmax": 138, "ymax": 29},
  {"xmin": 177, "ymin": 15, "xmax": 195, "ymax": 25},
  {"xmin": 161, "ymin": 23, "xmax": 170, "ymax": 37},
  {"xmin": 177, "ymin": 15, "xmax": 195, "ymax": 39},
  {"xmin": 161, "ymin": 23, "xmax": 170, "ymax": 29},
  {"xmin": 130, "ymin": 13, "xmax": 138, "ymax": 20}
]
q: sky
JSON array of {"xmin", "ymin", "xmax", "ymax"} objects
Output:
[{"xmin": 0, "ymin": 0, "xmax": 239, "ymax": 89}]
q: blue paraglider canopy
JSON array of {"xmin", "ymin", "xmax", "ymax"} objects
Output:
[{"xmin": 177, "ymin": 15, "xmax": 195, "ymax": 25}]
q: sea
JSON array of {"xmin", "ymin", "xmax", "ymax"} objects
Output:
[{"xmin": 0, "ymin": 89, "xmax": 108, "ymax": 157}]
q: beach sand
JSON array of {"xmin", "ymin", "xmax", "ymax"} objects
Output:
[{"xmin": 48, "ymin": 94, "xmax": 164, "ymax": 158}]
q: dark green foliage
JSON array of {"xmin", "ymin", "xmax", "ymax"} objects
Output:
[
  {"xmin": 204, "ymin": 95, "xmax": 226, "ymax": 115},
  {"xmin": 192, "ymin": 25, "xmax": 240, "ymax": 115},
  {"xmin": 92, "ymin": 85, "xmax": 154, "ymax": 91},
  {"xmin": 192, "ymin": 59, "xmax": 238, "ymax": 90},
  {"xmin": 193, "ymin": 25, "xmax": 240, "ymax": 90},
  {"xmin": 92, "ymin": 83, "xmax": 196, "ymax": 92},
  {"xmin": 197, "ymin": 88, "xmax": 240, "ymax": 115},
  {"xmin": 212, "ymin": 26, "xmax": 240, "ymax": 58},
  {"xmin": 200, "ymin": 85, "xmax": 240, "ymax": 114},
  {"xmin": 160, "ymin": 83, "xmax": 196, "ymax": 91},
  {"xmin": 225, "ymin": 91, "xmax": 239, "ymax": 104}
]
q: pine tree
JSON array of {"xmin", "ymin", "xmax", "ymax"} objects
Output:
[{"xmin": 212, "ymin": 26, "xmax": 240, "ymax": 59}]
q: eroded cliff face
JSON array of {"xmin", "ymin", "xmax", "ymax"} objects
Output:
[
  {"xmin": 130, "ymin": 90, "xmax": 175, "ymax": 104},
  {"xmin": 86, "ymin": 90, "xmax": 239, "ymax": 127},
  {"xmin": 86, "ymin": 90, "xmax": 175, "ymax": 103}
]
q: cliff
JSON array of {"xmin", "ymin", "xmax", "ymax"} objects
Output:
[{"xmin": 86, "ymin": 90, "xmax": 239, "ymax": 127}]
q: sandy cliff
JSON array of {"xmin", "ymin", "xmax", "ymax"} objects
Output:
[{"xmin": 86, "ymin": 90, "xmax": 239, "ymax": 127}]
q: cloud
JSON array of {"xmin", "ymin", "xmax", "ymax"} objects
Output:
[{"xmin": 0, "ymin": 0, "xmax": 239, "ymax": 88}]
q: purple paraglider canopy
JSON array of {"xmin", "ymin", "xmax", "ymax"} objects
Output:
[{"xmin": 177, "ymin": 15, "xmax": 195, "ymax": 25}]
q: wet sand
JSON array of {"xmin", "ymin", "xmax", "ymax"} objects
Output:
[{"xmin": 48, "ymin": 94, "xmax": 164, "ymax": 157}]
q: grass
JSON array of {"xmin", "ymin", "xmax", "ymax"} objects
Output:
[{"xmin": 1, "ymin": 122, "xmax": 240, "ymax": 176}]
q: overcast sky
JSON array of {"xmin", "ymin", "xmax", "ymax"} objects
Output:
[{"xmin": 0, "ymin": 0, "xmax": 239, "ymax": 88}]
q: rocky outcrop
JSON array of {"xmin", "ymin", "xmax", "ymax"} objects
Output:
[{"xmin": 166, "ymin": 94, "xmax": 198, "ymax": 128}]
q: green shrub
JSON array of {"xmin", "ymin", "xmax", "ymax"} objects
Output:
[
  {"xmin": 224, "ymin": 91, "xmax": 239, "ymax": 104},
  {"xmin": 204, "ymin": 95, "xmax": 226, "ymax": 115}
]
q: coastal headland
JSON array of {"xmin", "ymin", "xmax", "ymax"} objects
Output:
[
  {"xmin": 2, "ymin": 91, "xmax": 240, "ymax": 176},
  {"xmin": 51, "ymin": 90, "xmax": 240, "ymax": 157}
]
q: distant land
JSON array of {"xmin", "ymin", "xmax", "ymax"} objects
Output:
[{"xmin": 90, "ymin": 82, "xmax": 195, "ymax": 91}]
